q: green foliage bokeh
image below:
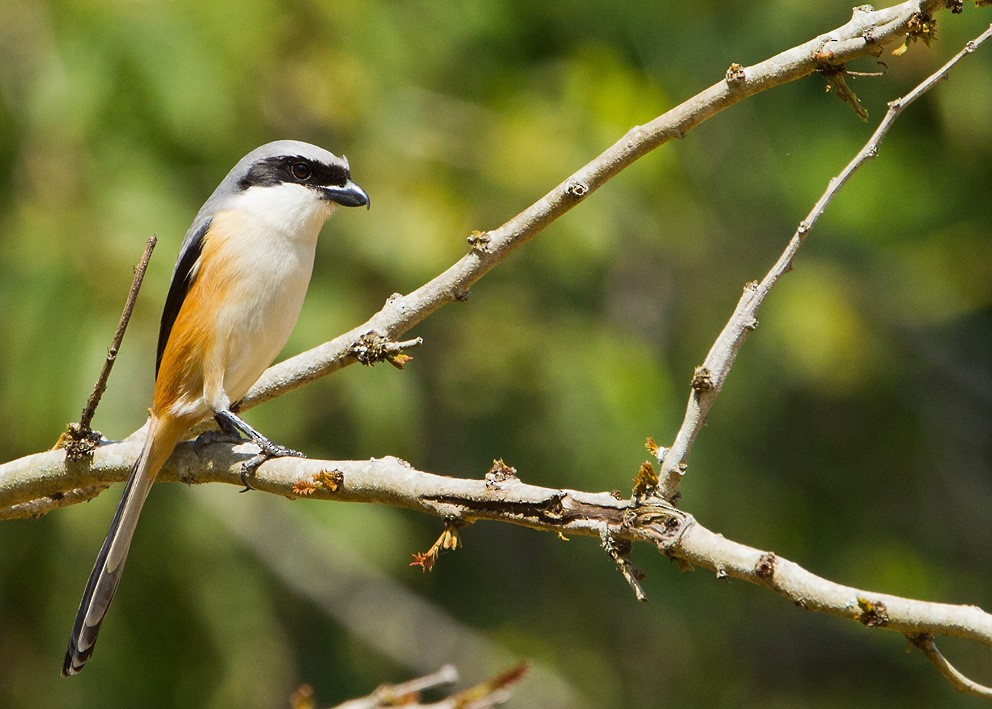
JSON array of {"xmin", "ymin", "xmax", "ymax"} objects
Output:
[{"xmin": 1, "ymin": 1, "xmax": 991, "ymax": 706}]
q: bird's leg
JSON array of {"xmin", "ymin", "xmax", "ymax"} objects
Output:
[
  {"xmin": 193, "ymin": 409, "xmax": 259, "ymax": 457},
  {"xmin": 214, "ymin": 409, "xmax": 306, "ymax": 491},
  {"xmin": 215, "ymin": 412, "xmax": 242, "ymax": 438},
  {"xmin": 192, "ymin": 413, "xmax": 244, "ymax": 456}
]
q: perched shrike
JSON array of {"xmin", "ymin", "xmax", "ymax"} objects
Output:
[{"xmin": 62, "ymin": 140, "xmax": 369, "ymax": 676}]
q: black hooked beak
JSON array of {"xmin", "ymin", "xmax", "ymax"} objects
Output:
[{"xmin": 321, "ymin": 180, "xmax": 370, "ymax": 209}]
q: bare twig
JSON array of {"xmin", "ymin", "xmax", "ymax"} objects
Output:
[
  {"xmin": 330, "ymin": 664, "xmax": 459, "ymax": 709},
  {"xmin": 657, "ymin": 22, "xmax": 992, "ymax": 500},
  {"xmin": 0, "ymin": 484, "xmax": 108, "ymax": 520},
  {"xmin": 55, "ymin": 235, "xmax": 157, "ymax": 459},
  {"xmin": 911, "ymin": 634, "xmax": 992, "ymax": 699},
  {"xmin": 79, "ymin": 234, "xmax": 157, "ymax": 430},
  {"xmin": 324, "ymin": 662, "xmax": 526, "ymax": 709},
  {"xmin": 441, "ymin": 662, "xmax": 528, "ymax": 709},
  {"xmin": 600, "ymin": 526, "xmax": 649, "ymax": 603}
]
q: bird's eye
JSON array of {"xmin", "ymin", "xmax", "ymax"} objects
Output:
[{"xmin": 291, "ymin": 162, "xmax": 312, "ymax": 181}]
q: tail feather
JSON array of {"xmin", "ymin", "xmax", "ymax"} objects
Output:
[{"xmin": 62, "ymin": 416, "xmax": 179, "ymax": 677}]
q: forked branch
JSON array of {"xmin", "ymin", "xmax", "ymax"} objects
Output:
[
  {"xmin": 234, "ymin": 0, "xmax": 960, "ymax": 414},
  {"xmin": 657, "ymin": 22, "xmax": 992, "ymax": 499},
  {"xmin": 7, "ymin": 443, "xmax": 992, "ymax": 699},
  {"xmin": 2, "ymin": 2, "xmax": 991, "ymax": 701}
]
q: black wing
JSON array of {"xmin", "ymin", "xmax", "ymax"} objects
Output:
[{"xmin": 155, "ymin": 219, "xmax": 210, "ymax": 377}]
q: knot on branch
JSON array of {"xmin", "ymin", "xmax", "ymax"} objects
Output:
[
  {"xmin": 628, "ymin": 503, "xmax": 692, "ymax": 556},
  {"xmin": 292, "ymin": 469, "xmax": 344, "ymax": 497},
  {"xmin": 543, "ymin": 493, "xmax": 566, "ymax": 522},
  {"xmin": 755, "ymin": 552, "xmax": 777, "ymax": 579},
  {"xmin": 55, "ymin": 423, "xmax": 102, "ymax": 461},
  {"xmin": 565, "ymin": 179, "xmax": 589, "ymax": 199},
  {"xmin": 725, "ymin": 62, "xmax": 746, "ymax": 84},
  {"xmin": 485, "ymin": 458, "xmax": 518, "ymax": 488},
  {"xmin": 691, "ymin": 366, "xmax": 715, "ymax": 393},
  {"xmin": 467, "ymin": 229, "xmax": 492, "ymax": 253},
  {"xmin": 893, "ymin": 12, "xmax": 937, "ymax": 56},
  {"xmin": 350, "ymin": 332, "xmax": 422, "ymax": 369},
  {"xmin": 352, "ymin": 332, "xmax": 390, "ymax": 365},
  {"xmin": 856, "ymin": 597, "xmax": 891, "ymax": 627}
]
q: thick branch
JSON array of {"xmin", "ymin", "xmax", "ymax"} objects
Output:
[{"xmin": 4, "ymin": 440, "xmax": 992, "ymax": 677}]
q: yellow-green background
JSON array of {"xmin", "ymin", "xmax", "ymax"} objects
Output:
[{"xmin": 2, "ymin": 1, "xmax": 991, "ymax": 706}]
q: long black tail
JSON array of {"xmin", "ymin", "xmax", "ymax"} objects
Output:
[{"xmin": 62, "ymin": 427, "xmax": 160, "ymax": 677}]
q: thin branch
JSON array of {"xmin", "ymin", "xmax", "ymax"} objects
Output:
[
  {"xmin": 657, "ymin": 22, "xmax": 992, "ymax": 499},
  {"xmin": 234, "ymin": 0, "xmax": 952, "ymax": 416},
  {"xmin": 329, "ymin": 664, "xmax": 459, "ymax": 709},
  {"xmin": 600, "ymin": 526, "xmax": 649, "ymax": 603},
  {"xmin": 911, "ymin": 634, "xmax": 992, "ymax": 699},
  {"xmin": 325, "ymin": 662, "xmax": 526, "ymax": 709},
  {"xmin": 55, "ymin": 235, "xmax": 157, "ymax": 459},
  {"xmin": 82, "ymin": 234, "xmax": 157, "ymax": 428}
]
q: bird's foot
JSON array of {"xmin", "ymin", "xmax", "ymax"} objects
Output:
[
  {"xmin": 239, "ymin": 442, "xmax": 306, "ymax": 492},
  {"xmin": 193, "ymin": 428, "xmax": 242, "ymax": 456}
]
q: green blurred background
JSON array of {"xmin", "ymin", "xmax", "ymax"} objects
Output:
[{"xmin": 2, "ymin": 1, "xmax": 991, "ymax": 706}]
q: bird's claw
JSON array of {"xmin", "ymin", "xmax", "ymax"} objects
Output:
[
  {"xmin": 193, "ymin": 428, "xmax": 242, "ymax": 456},
  {"xmin": 238, "ymin": 444, "xmax": 307, "ymax": 492}
]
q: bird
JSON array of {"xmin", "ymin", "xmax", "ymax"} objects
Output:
[{"xmin": 62, "ymin": 140, "xmax": 369, "ymax": 677}]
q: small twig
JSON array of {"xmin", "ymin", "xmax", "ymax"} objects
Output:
[
  {"xmin": 330, "ymin": 664, "xmax": 460, "ymax": 709},
  {"xmin": 326, "ymin": 663, "xmax": 525, "ymax": 709},
  {"xmin": 657, "ymin": 23, "xmax": 992, "ymax": 500},
  {"xmin": 600, "ymin": 526, "xmax": 648, "ymax": 602},
  {"xmin": 57, "ymin": 235, "xmax": 157, "ymax": 459},
  {"xmin": 350, "ymin": 333, "xmax": 423, "ymax": 369},
  {"xmin": 380, "ymin": 664, "xmax": 460, "ymax": 699},
  {"xmin": 80, "ymin": 234, "xmax": 157, "ymax": 430},
  {"xmin": 441, "ymin": 662, "xmax": 528, "ymax": 709},
  {"xmin": 911, "ymin": 634, "xmax": 992, "ymax": 699}
]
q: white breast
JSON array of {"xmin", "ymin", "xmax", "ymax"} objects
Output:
[{"xmin": 207, "ymin": 184, "xmax": 336, "ymax": 405}]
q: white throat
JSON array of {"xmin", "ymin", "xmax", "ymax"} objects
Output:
[{"xmin": 225, "ymin": 183, "xmax": 336, "ymax": 242}]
